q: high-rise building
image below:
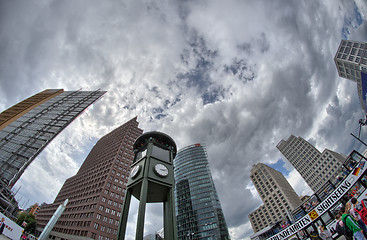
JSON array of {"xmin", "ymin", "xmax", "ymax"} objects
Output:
[
  {"xmin": 0, "ymin": 89, "xmax": 106, "ymax": 188},
  {"xmin": 27, "ymin": 203, "xmax": 40, "ymax": 216},
  {"xmin": 36, "ymin": 117, "xmax": 143, "ymax": 240},
  {"xmin": 0, "ymin": 89, "xmax": 105, "ymax": 216},
  {"xmin": 143, "ymin": 229, "xmax": 164, "ymax": 240},
  {"xmin": 174, "ymin": 143, "xmax": 230, "ymax": 240},
  {"xmin": 248, "ymin": 163, "xmax": 302, "ymax": 233},
  {"xmin": 276, "ymin": 135, "xmax": 345, "ymax": 192},
  {"xmin": 334, "ymin": 40, "xmax": 367, "ymax": 113}
]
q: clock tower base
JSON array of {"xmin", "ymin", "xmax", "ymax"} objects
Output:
[{"xmin": 116, "ymin": 132, "xmax": 177, "ymax": 240}]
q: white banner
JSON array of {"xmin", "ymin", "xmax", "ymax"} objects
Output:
[
  {"xmin": 267, "ymin": 159, "xmax": 367, "ymax": 240},
  {"xmin": 0, "ymin": 212, "xmax": 24, "ymax": 240}
]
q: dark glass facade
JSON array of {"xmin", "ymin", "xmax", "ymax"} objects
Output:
[
  {"xmin": 0, "ymin": 90, "xmax": 106, "ymax": 188},
  {"xmin": 174, "ymin": 144, "xmax": 230, "ymax": 240}
]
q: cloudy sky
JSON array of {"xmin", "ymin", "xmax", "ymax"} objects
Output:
[{"xmin": 1, "ymin": 0, "xmax": 367, "ymax": 239}]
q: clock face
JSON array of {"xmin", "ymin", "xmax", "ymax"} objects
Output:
[
  {"xmin": 154, "ymin": 163, "xmax": 169, "ymax": 177},
  {"xmin": 130, "ymin": 165, "xmax": 141, "ymax": 179}
]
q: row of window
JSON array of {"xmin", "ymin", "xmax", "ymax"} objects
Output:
[{"xmin": 93, "ymin": 222, "xmax": 118, "ymax": 235}]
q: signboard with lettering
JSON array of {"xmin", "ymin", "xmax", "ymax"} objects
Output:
[
  {"xmin": 0, "ymin": 212, "xmax": 24, "ymax": 240},
  {"xmin": 267, "ymin": 159, "xmax": 367, "ymax": 240}
]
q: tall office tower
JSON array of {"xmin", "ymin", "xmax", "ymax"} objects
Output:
[
  {"xmin": 248, "ymin": 163, "xmax": 302, "ymax": 233},
  {"xmin": 334, "ymin": 40, "xmax": 367, "ymax": 113},
  {"xmin": 174, "ymin": 143, "xmax": 230, "ymax": 240},
  {"xmin": 276, "ymin": 135, "xmax": 345, "ymax": 192},
  {"xmin": 36, "ymin": 117, "xmax": 143, "ymax": 240},
  {"xmin": 0, "ymin": 89, "xmax": 105, "ymax": 215},
  {"xmin": 143, "ymin": 229, "xmax": 164, "ymax": 240},
  {"xmin": 0, "ymin": 89, "xmax": 106, "ymax": 188}
]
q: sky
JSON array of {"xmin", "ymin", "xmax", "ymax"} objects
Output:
[{"xmin": 1, "ymin": 0, "xmax": 367, "ymax": 239}]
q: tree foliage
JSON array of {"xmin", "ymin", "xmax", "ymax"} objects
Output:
[{"xmin": 17, "ymin": 212, "xmax": 37, "ymax": 234}]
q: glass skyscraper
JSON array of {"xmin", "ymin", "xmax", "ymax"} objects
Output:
[
  {"xmin": 174, "ymin": 143, "xmax": 230, "ymax": 240},
  {"xmin": 0, "ymin": 89, "xmax": 105, "ymax": 216}
]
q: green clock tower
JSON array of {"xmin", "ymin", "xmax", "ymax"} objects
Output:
[{"xmin": 117, "ymin": 131, "xmax": 177, "ymax": 240}]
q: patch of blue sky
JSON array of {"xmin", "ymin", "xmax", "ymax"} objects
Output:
[
  {"xmin": 152, "ymin": 107, "xmax": 167, "ymax": 119},
  {"xmin": 155, "ymin": 114, "xmax": 167, "ymax": 120},
  {"xmin": 202, "ymin": 87, "xmax": 225, "ymax": 105},
  {"xmin": 153, "ymin": 107, "xmax": 164, "ymax": 113},
  {"xmin": 354, "ymin": 2, "xmax": 363, "ymax": 26},
  {"xmin": 341, "ymin": 2, "xmax": 364, "ymax": 40},
  {"xmin": 268, "ymin": 159, "xmax": 290, "ymax": 176}
]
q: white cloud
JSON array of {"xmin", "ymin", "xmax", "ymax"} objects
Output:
[
  {"xmin": 1, "ymin": 0, "xmax": 366, "ymax": 239},
  {"xmin": 286, "ymin": 170, "xmax": 313, "ymax": 197}
]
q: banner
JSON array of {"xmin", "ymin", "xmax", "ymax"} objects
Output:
[{"xmin": 267, "ymin": 159, "xmax": 367, "ymax": 240}]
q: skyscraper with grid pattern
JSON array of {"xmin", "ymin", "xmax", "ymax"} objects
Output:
[
  {"xmin": 36, "ymin": 117, "xmax": 143, "ymax": 240},
  {"xmin": 276, "ymin": 135, "xmax": 345, "ymax": 192},
  {"xmin": 174, "ymin": 143, "xmax": 230, "ymax": 240},
  {"xmin": 248, "ymin": 163, "xmax": 302, "ymax": 232},
  {"xmin": 0, "ymin": 89, "xmax": 105, "ymax": 217},
  {"xmin": 334, "ymin": 39, "xmax": 367, "ymax": 113}
]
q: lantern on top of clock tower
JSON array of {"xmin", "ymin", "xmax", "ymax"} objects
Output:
[{"xmin": 117, "ymin": 131, "xmax": 177, "ymax": 240}]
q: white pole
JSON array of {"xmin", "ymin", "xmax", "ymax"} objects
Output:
[{"xmin": 38, "ymin": 199, "xmax": 68, "ymax": 240}]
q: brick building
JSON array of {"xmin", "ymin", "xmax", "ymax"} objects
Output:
[{"xmin": 36, "ymin": 117, "xmax": 142, "ymax": 240}]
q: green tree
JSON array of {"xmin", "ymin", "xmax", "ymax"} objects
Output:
[{"xmin": 17, "ymin": 212, "xmax": 37, "ymax": 234}]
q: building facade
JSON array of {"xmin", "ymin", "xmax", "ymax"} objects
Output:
[
  {"xmin": 248, "ymin": 163, "xmax": 302, "ymax": 233},
  {"xmin": 174, "ymin": 143, "xmax": 230, "ymax": 240},
  {"xmin": 36, "ymin": 117, "xmax": 143, "ymax": 240},
  {"xmin": 143, "ymin": 229, "xmax": 164, "ymax": 240},
  {"xmin": 276, "ymin": 135, "xmax": 345, "ymax": 192},
  {"xmin": 334, "ymin": 40, "xmax": 367, "ymax": 113},
  {"xmin": 0, "ymin": 89, "xmax": 105, "ymax": 216},
  {"xmin": 27, "ymin": 203, "xmax": 40, "ymax": 216}
]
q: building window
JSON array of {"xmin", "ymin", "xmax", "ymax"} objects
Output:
[{"xmin": 94, "ymin": 223, "xmax": 99, "ymax": 229}]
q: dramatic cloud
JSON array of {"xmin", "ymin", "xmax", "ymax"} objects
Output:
[{"xmin": 0, "ymin": 0, "xmax": 366, "ymax": 239}]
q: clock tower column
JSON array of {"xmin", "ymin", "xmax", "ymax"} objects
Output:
[{"xmin": 117, "ymin": 131, "xmax": 177, "ymax": 240}]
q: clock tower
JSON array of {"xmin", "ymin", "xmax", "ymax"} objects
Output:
[{"xmin": 117, "ymin": 131, "xmax": 177, "ymax": 240}]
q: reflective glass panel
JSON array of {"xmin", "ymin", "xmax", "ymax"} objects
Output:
[{"xmin": 152, "ymin": 145, "xmax": 170, "ymax": 162}]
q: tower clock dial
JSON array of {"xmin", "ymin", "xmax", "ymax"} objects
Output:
[
  {"xmin": 154, "ymin": 163, "xmax": 169, "ymax": 177},
  {"xmin": 130, "ymin": 165, "xmax": 141, "ymax": 178}
]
